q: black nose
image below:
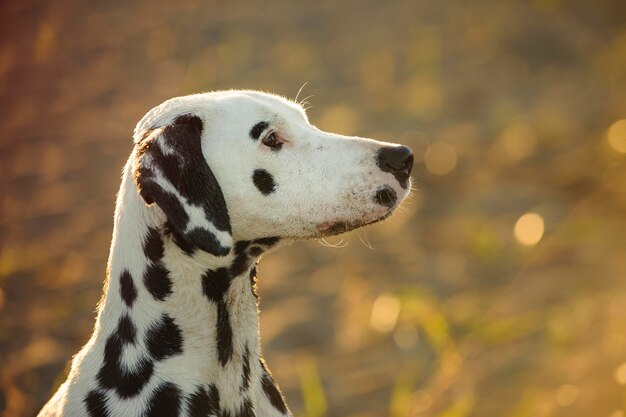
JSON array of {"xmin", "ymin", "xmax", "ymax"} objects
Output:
[{"xmin": 376, "ymin": 145, "xmax": 414, "ymax": 188}]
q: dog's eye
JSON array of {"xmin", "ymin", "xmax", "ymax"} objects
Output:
[{"xmin": 262, "ymin": 132, "xmax": 282, "ymax": 149}]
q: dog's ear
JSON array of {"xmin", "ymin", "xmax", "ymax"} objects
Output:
[{"xmin": 133, "ymin": 114, "xmax": 232, "ymax": 256}]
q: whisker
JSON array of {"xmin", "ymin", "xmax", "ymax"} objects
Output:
[
  {"xmin": 317, "ymin": 237, "xmax": 348, "ymax": 248},
  {"xmin": 295, "ymin": 81, "xmax": 309, "ymax": 103},
  {"xmin": 299, "ymin": 94, "xmax": 315, "ymax": 106},
  {"xmin": 358, "ymin": 229, "xmax": 373, "ymax": 250}
]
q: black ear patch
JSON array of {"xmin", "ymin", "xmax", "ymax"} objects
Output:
[
  {"xmin": 134, "ymin": 115, "xmax": 232, "ymax": 256},
  {"xmin": 252, "ymin": 169, "xmax": 276, "ymax": 195}
]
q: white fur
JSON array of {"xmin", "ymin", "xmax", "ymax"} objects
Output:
[{"xmin": 38, "ymin": 90, "xmax": 411, "ymax": 417}]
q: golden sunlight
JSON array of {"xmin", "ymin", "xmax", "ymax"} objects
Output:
[{"xmin": 514, "ymin": 212, "xmax": 545, "ymax": 246}]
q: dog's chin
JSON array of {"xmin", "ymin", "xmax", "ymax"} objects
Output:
[{"xmin": 313, "ymin": 209, "xmax": 395, "ymax": 238}]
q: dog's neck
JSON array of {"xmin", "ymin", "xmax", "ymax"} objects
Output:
[{"xmin": 93, "ymin": 158, "xmax": 290, "ymax": 416}]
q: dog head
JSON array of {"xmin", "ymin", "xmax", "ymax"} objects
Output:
[{"xmin": 133, "ymin": 90, "xmax": 413, "ymax": 256}]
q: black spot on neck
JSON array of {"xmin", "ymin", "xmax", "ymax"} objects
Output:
[
  {"xmin": 216, "ymin": 301, "xmax": 233, "ymax": 366},
  {"xmin": 254, "ymin": 236, "xmax": 280, "ymax": 248},
  {"xmin": 188, "ymin": 384, "xmax": 220, "ymax": 417},
  {"xmin": 143, "ymin": 263, "xmax": 172, "ymax": 301},
  {"xmin": 201, "ymin": 268, "xmax": 234, "ymax": 366},
  {"xmin": 84, "ymin": 390, "xmax": 109, "ymax": 417},
  {"xmin": 240, "ymin": 345, "xmax": 251, "ymax": 392},
  {"xmin": 146, "ymin": 314, "xmax": 184, "ymax": 361},
  {"xmin": 248, "ymin": 246, "xmax": 263, "ymax": 257},
  {"xmin": 117, "ymin": 314, "xmax": 136, "ymax": 341},
  {"xmin": 249, "ymin": 121, "xmax": 269, "ymax": 140},
  {"xmin": 231, "ymin": 237, "xmax": 279, "ymax": 278},
  {"xmin": 97, "ymin": 315, "xmax": 155, "ymax": 398},
  {"xmin": 260, "ymin": 371, "xmax": 289, "ymax": 414},
  {"xmin": 143, "ymin": 227, "xmax": 165, "ymax": 263},
  {"xmin": 145, "ymin": 382, "xmax": 182, "ymax": 417},
  {"xmin": 230, "ymin": 241, "xmax": 251, "ymax": 277},
  {"xmin": 119, "ymin": 270, "xmax": 137, "ymax": 308},
  {"xmin": 235, "ymin": 398, "xmax": 255, "ymax": 417},
  {"xmin": 202, "ymin": 268, "xmax": 231, "ymax": 302},
  {"xmin": 252, "ymin": 169, "xmax": 276, "ymax": 195}
]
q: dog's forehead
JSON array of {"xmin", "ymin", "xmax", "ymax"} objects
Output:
[
  {"xmin": 221, "ymin": 91, "xmax": 308, "ymax": 123},
  {"xmin": 134, "ymin": 90, "xmax": 307, "ymax": 142}
]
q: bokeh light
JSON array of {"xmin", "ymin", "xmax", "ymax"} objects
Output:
[
  {"xmin": 497, "ymin": 122, "xmax": 537, "ymax": 163},
  {"xmin": 370, "ymin": 294, "xmax": 401, "ymax": 333},
  {"xmin": 607, "ymin": 119, "xmax": 626, "ymax": 153},
  {"xmin": 411, "ymin": 389, "xmax": 434, "ymax": 414},
  {"xmin": 514, "ymin": 212, "xmax": 545, "ymax": 246},
  {"xmin": 392, "ymin": 322, "xmax": 419, "ymax": 350},
  {"xmin": 555, "ymin": 384, "xmax": 579, "ymax": 407},
  {"xmin": 424, "ymin": 141, "xmax": 457, "ymax": 175},
  {"xmin": 614, "ymin": 362, "xmax": 626, "ymax": 385}
]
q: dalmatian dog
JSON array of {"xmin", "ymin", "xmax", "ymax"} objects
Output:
[{"xmin": 38, "ymin": 90, "xmax": 413, "ymax": 417}]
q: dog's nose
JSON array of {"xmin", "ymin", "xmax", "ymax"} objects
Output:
[{"xmin": 377, "ymin": 145, "xmax": 414, "ymax": 184}]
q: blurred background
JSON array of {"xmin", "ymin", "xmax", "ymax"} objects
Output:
[{"xmin": 2, "ymin": 0, "xmax": 626, "ymax": 416}]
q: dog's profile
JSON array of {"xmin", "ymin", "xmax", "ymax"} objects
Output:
[{"xmin": 38, "ymin": 90, "xmax": 413, "ymax": 417}]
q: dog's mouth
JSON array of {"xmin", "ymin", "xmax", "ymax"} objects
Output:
[{"xmin": 315, "ymin": 210, "xmax": 394, "ymax": 237}]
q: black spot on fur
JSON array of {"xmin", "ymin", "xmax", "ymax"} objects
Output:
[
  {"xmin": 201, "ymin": 267, "xmax": 234, "ymax": 366},
  {"xmin": 134, "ymin": 114, "xmax": 232, "ymax": 256},
  {"xmin": 84, "ymin": 390, "xmax": 109, "ymax": 417},
  {"xmin": 230, "ymin": 241, "xmax": 251, "ymax": 277},
  {"xmin": 110, "ymin": 358, "xmax": 154, "ymax": 399},
  {"xmin": 235, "ymin": 398, "xmax": 255, "ymax": 417},
  {"xmin": 216, "ymin": 300, "xmax": 233, "ymax": 366},
  {"xmin": 144, "ymin": 382, "xmax": 182, "ymax": 417},
  {"xmin": 248, "ymin": 246, "xmax": 263, "ymax": 257},
  {"xmin": 165, "ymin": 223, "xmax": 194, "ymax": 255},
  {"xmin": 186, "ymin": 227, "xmax": 230, "ymax": 256},
  {"xmin": 254, "ymin": 236, "xmax": 280, "ymax": 248},
  {"xmin": 202, "ymin": 268, "xmax": 231, "ymax": 302},
  {"xmin": 97, "ymin": 315, "xmax": 155, "ymax": 398},
  {"xmin": 261, "ymin": 372, "xmax": 289, "ymax": 414},
  {"xmin": 119, "ymin": 269, "xmax": 137, "ymax": 308},
  {"xmin": 143, "ymin": 263, "xmax": 172, "ymax": 301},
  {"xmin": 231, "ymin": 237, "xmax": 279, "ymax": 278},
  {"xmin": 117, "ymin": 314, "xmax": 136, "ymax": 342},
  {"xmin": 143, "ymin": 227, "xmax": 164, "ymax": 263},
  {"xmin": 188, "ymin": 385, "xmax": 220, "ymax": 417},
  {"xmin": 259, "ymin": 358, "xmax": 289, "ymax": 414},
  {"xmin": 252, "ymin": 169, "xmax": 276, "ymax": 195},
  {"xmin": 241, "ymin": 346, "xmax": 251, "ymax": 392},
  {"xmin": 139, "ymin": 180, "xmax": 190, "ymax": 232},
  {"xmin": 249, "ymin": 121, "xmax": 269, "ymax": 140},
  {"xmin": 146, "ymin": 314, "xmax": 183, "ymax": 361},
  {"xmin": 208, "ymin": 385, "xmax": 221, "ymax": 414},
  {"xmin": 373, "ymin": 186, "xmax": 397, "ymax": 208}
]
